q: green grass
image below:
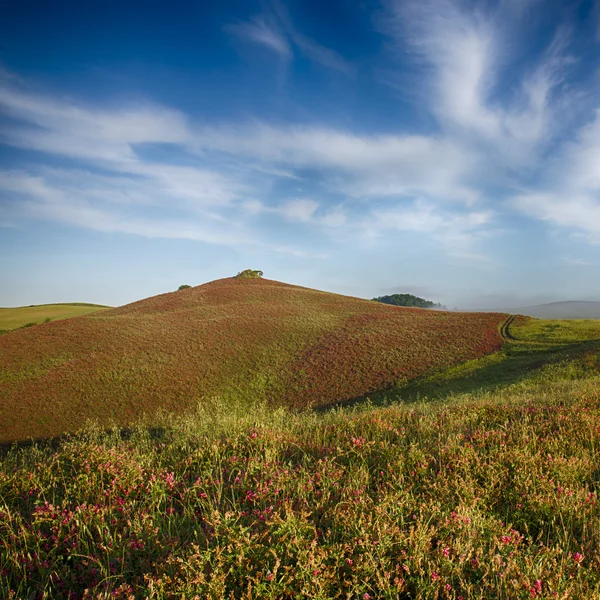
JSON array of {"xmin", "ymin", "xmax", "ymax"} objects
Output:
[
  {"xmin": 0, "ymin": 278, "xmax": 504, "ymax": 442},
  {"xmin": 353, "ymin": 317, "xmax": 600, "ymax": 406},
  {"xmin": 0, "ymin": 303, "xmax": 109, "ymax": 333},
  {"xmin": 2, "ymin": 318, "xmax": 600, "ymax": 598}
]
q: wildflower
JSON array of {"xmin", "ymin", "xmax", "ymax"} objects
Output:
[
  {"xmin": 363, "ymin": 594, "xmax": 371, "ymax": 600},
  {"xmin": 573, "ymin": 552, "xmax": 584, "ymax": 564},
  {"xmin": 442, "ymin": 547, "xmax": 450, "ymax": 557},
  {"xmin": 164, "ymin": 472, "xmax": 176, "ymax": 489},
  {"xmin": 431, "ymin": 572, "xmax": 440, "ymax": 582}
]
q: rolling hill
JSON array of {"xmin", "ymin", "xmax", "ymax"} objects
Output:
[
  {"xmin": 0, "ymin": 278, "xmax": 505, "ymax": 442},
  {"xmin": 512, "ymin": 301, "xmax": 600, "ymax": 319},
  {"xmin": 0, "ymin": 303, "xmax": 109, "ymax": 334}
]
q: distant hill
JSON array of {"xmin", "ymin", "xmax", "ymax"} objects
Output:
[
  {"xmin": 0, "ymin": 303, "xmax": 109, "ymax": 334},
  {"xmin": 507, "ymin": 301, "xmax": 600, "ymax": 320},
  {"xmin": 0, "ymin": 278, "xmax": 505, "ymax": 442}
]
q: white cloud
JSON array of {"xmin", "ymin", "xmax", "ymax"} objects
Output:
[
  {"xmin": 562, "ymin": 257, "xmax": 592, "ymax": 267},
  {"xmin": 510, "ymin": 110, "xmax": 600, "ymax": 242},
  {"xmin": 226, "ymin": 1, "xmax": 353, "ymax": 75},
  {"xmin": 225, "ymin": 17, "xmax": 291, "ymax": 58},
  {"xmin": 194, "ymin": 125, "xmax": 477, "ymax": 204},
  {"xmin": 280, "ymin": 199, "xmax": 318, "ymax": 222},
  {"xmin": 384, "ymin": 0, "xmax": 574, "ymax": 170},
  {"xmin": 0, "ymin": 70, "xmax": 490, "ymax": 258},
  {"xmin": 0, "ymin": 170, "xmax": 251, "ymax": 246},
  {"xmin": 368, "ymin": 201, "xmax": 495, "ymax": 259}
]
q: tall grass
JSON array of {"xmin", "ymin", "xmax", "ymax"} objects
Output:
[{"xmin": 2, "ymin": 375, "xmax": 600, "ymax": 599}]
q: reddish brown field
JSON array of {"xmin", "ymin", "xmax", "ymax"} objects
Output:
[{"xmin": 0, "ymin": 278, "xmax": 505, "ymax": 442}]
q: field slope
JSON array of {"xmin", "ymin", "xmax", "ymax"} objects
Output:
[
  {"xmin": 0, "ymin": 303, "xmax": 109, "ymax": 334},
  {"xmin": 0, "ymin": 278, "xmax": 504, "ymax": 442}
]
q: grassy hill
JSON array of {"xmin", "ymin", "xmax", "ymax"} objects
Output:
[
  {"xmin": 2, "ymin": 317, "xmax": 600, "ymax": 598},
  {"xmin": 0, "ymin": 277, "xmax": 504, "ymax": 442},
  {"xmin": 0, "ymin": 303, "xmax": 109, "ymax": 334}
]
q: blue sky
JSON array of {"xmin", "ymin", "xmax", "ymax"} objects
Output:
[{"xmin": 1, "ymin": 0, "xmax": 600, "ymax": 309}]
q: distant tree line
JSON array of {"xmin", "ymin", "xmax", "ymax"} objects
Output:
[{"xmin": 373, "ymin": 294, "xmax": 445, "ymax": 309}]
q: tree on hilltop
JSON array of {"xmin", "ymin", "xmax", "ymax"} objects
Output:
[
  {"xmin": 235, "ymin": 269, "xmax": 263, "ymax": 279},
  {"xmin": 178, "ymin": 284, "xmax": 191, "ymax": 290}
]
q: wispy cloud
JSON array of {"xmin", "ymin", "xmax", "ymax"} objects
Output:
[
  {"xmin": 384, "ymin": 0, "xmax": 576, "ymax": 171},
  {"xmin": 225, "ymin": 16, "xmax": 291, "ymax": 59},
  {"xmin": 562, "ymin": 257, "xmax": 592, "ymax": 267},
  {"xmin": 226, "ymin": 0, "xmax": 353, "ymax": 75},
  {"xmin": 510, "ymin": 108, "xmax": 600, "ymax": 242},
  {"xmin": 0, "ymin": 51, "xmax": 502, "ymax": 260}
]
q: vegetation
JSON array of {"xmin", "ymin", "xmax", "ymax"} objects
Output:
[
  {"xmin": 0, "ymin": 278, "xmax": 504, "ymax": 442},
  {"xmin": 177, "ymin": 285, "xmax": 191, "ymax": 291},
  {"xmin": 373, "ymin": 294, "xmax": 445, "ymax": 309},
  {"xmin": 2, "ymin": 317, "xmax": 600, "ymax": 598},
  {"xmin": 0, "ymin": 303, "xmax": 108, "ymax": 335},
  {"xmin": 236, "ymin": 269, "xmax": 264, "ymax": 279}
]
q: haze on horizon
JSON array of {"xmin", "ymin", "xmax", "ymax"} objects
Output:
[{"xmin": 1, "ymin": 0, "xmax": 600, "ymax": 310}]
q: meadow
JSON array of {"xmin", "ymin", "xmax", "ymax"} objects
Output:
[
  {"xmin": 0, "ymin": 278, "xmax": 503, "ymax": 442},
  {"xmin": 0, "ymin": 304, "xmax": 108, "ymax": 335},
  {"xmin": 1, "ymin": 316, "xmax": 600, "ymax": 598}
]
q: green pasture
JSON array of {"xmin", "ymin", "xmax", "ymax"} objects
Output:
[{"xmin": 0, "ymin": 303, "xmax": 109, "ymax": 334}]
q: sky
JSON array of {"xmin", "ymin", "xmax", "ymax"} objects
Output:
[{"xmin": 1, "ymin": 0, "xmax": 600, "ymax": 309}]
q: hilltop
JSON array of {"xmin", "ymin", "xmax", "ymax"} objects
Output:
[{"xmin": 0, "ymin": 277, "xmax": 504, "ymax": 442}]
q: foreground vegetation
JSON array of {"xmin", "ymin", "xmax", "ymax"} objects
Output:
[
  {"xmin": 1, "ymin": 318, "xmax": 600, "ymax": 598},
  {"xmin": 0, "ymin": 303, "xmax": 108, "ymax": 334},
  {"xmin": 0, "ymin": 278, "xmax": 503, "ymax": 442}
]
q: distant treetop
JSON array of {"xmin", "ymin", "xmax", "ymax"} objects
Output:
[
  {"xmin": 235, "ymin": 269, "xmax": 264, "ymax": 279},
  {"xmin": 373, "ymin": 293, "xmax": 445, "ymax": 309},
  {"xmin": 177, "ymin": 284, "xmax": 191, "ymax": 291}
]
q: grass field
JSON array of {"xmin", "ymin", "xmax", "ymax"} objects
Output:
[
  {"xmin": 0, "ymin": 303, "xmax": 109, "ymax": 334},
  {"xmin": 1, "ymin": 317, "xmax": 600, "ymax": 598},
  {"xmin": 0, "ymin": 278, "xmax": 504, "ymax": 442}
]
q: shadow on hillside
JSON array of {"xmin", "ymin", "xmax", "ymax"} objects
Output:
[
  {"xmin": 323, "ymin": 337, "xmax": 600, "ymax": 412},
  {"xmin": 0, "ymin": 426, "xmax": 169, "ymax": 453}
]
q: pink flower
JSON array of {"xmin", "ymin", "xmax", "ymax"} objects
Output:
[
  {"xmin": 346, "ymin": 559, "xmax": 354, "ymax": 566},
  {"xmin": 363, "ymin": 594, "xmax": 371, "ymax": 600},
  {"xmin": 573, "ymin": 552, "xmax": 584, "ymax": 563},
  {"xmin": 431, "ymin": 571, "xmax": 440, "ymax": 582},
  {"xmin": 442, "ymin": 547, "xmax": 450, "ymax": 557}
]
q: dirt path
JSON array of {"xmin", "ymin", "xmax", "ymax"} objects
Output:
[{"xmin": 500, "ymin": 315, "xmax": 517, "ymax": 341}]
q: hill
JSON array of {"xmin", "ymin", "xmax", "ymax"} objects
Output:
[
  {"xmin": 2, "ymin": 317, "xmax": 600, "ymax": 599},
  {"xmin": 0, "ymin": 303, "xmax": 109, "ymax": 334},
  {"xmin": 512, "ymin": 301, "xmax": 600, "ymax": 319},
  {"xmin": 0, "ymin": 277, "xmax": 505, "ymax": 442}
]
